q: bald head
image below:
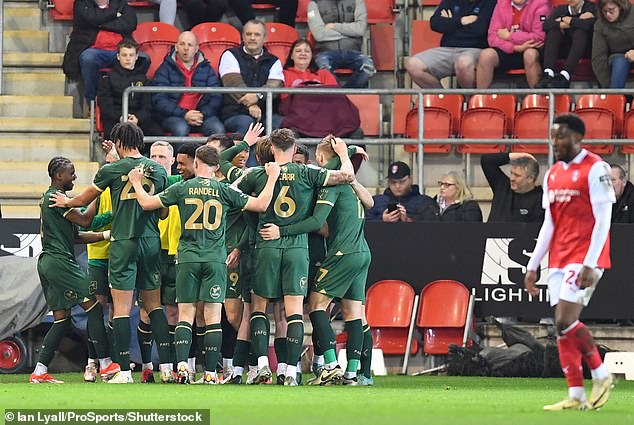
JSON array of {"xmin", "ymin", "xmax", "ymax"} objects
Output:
[{"xmin": 175, "ymin": 31, "xmax": 198, "ymax": 67}]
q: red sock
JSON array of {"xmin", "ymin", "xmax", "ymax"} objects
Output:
[
  {"xmin": 565, "ymin": 321, "xmax": 602, "ymax": 370},
  {"xmin": 557, "ymin": 334, "xmax": 583, "ymax": 388}
]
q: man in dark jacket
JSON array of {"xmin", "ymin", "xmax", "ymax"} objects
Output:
[
  {"xmin": 481, "ymin": 152, "xmax": 544, "ymax": 222},
  {"xmin": 610, "ymin": 164, "xmax": 634, "ymax": 223},
  {"xmin": 152, "ymin": 31, "xmax": 224, "ymax": 137},
  {"xmin": 405, "ymin": 0, "xmax": 495, "ymax": 88},
  {"xmin": 62, "ymin": 0, "xmax": 137, "ymax": 104},
  {"xmin": 535, "ymin": 0, "xmax": 596, "ymax": 88},
  {"xmin": 97, "ymin": 39, "xmax": 161, "ymax": 139},
  {"xmin": 366, "ymin": 161, "xmax": 434, "ymax": 222}
]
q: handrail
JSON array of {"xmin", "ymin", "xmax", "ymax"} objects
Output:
[{"xmin": 122, "ymin": 86, "xmax": 634, "ymax": 189}]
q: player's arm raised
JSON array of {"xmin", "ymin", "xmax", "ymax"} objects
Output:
[
  {"xmin": 325, "ymin": 138, "xmax": 355, "ymax": 186},
  {"xmin": 50, "ymin": 185, "xmax": 101, "ymax": 209},
  {"xmin": 127, "ymin": 167, "xmax": 164, "ymax": 211},
  {"xmin": 244, "ymin": 162, "xmax": 281, "ymax": 212}
]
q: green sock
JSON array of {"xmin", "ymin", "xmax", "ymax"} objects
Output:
[
  {"xmin": 312, "ymin": 331, "xmax": 323, "ymax": 356},
  {"xmin": 148, "ymin": 308, "xmax": 171, "ymax": 364},
  {"xmin": 174, "ymin": 321, "xmax": 192, "ymax": 363},
  {"xmin": 344, "ymin": 319, "xmax": 363, "ymax": 374},
  {"xmin": 361, "ymin": 324, "xmax": 373, "ymax": 378},
  {"xmin": 113, "ymin": 316, "xmax": 131, "ymax": 371},
  {"xmin": 249, "ymin": 312, "xmax": 269, "ymax": 358},
  {"xmin": 233, "ymin": 339, "xmax": 249, "ymax": 368},
  {"xmin": 309, "ymin": 310, "xmax": 336, "ymax": 364},
  {"xmin": 106, "ymin": 322, "xmax": 116, "ymax": 362},
  {"xmin": 169, "ymin": 324, "xmax": 176, "ymax": 364},
  {"xmin": 137, "ymin": 321, "xmax": 153, "ymax": 364},
  {"xmin": 86, "ymin": 326, "xmax": 97, "ymax": 360},
  {"xmin": 196, "ymin": 326, "xmax": 206, "ymax": 357},
  {"xmin": 204, "ymin": 323, "xmax": 222, "ymax": 371},
  {"xmin": 274, "ymin": 337, "xmax": 287, "ymax": 366},
  {"xmin": 189, "ymin": 326, "xmax": 198, "ymax": 359},
  {"xmin": 38, "ymin": 317, "xmax": 71, "ymax": 366},
  {"xmin": 222, "ymin": 319, "xmax": 238, "ymax": 359},
  {"xmin": 285, "ymin": 314, "xmax": 304, "ymax": 367},
  {"xmin": 85, "ymin": 302, "xmax": 109, "ymax": 359},
  {"xmin": 248, "ymin": 342, "xmax": 258, "ymax": 367}
]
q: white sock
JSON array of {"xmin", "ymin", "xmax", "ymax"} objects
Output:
[
  {"xmin": 159, "ymin": 363, "xmax": 173, "ymax": 372},
  {"xmin": 223, "ymin": 358, "xmax": 233, "ymax": 370},
  {"xmin": 344, "ymin": 370, "xmax": 357, "ymax": 379},
  {"xmin": 34, "ymin": 362, "xmax": 47, "ymax": 375},
  {"xmin": 313, "ymin": 354, "xmax": 324, "ymax": 365},
  {"xmin": 98, "ymin": 357, "xmax": 112, "ymax": 369},
  {"xmin": 286, "ymin": 364, "xmax": 297, "ymax": 378},
  {"xmin": 325, "ymin": 361, "xmax": 338, "ymax": 370},
  {"xmin": 87, "ymin": 358, "xmax": 97, "ymax": 366},
  {"xmin": 142, "ymin": 362, "xmax": 153, "ymax": 371},
  {"xmin": 560, "ymin": 70, "xmax": 570, "ymax": 80},
  {"xmin": 277, "ymin": 362, "xmax": 287, "ymax": 376},
  {"xmin": 544, "ymin": 68, "xmax": 554, "ymax": 77},
  {"xmin": 569, "ymin": 386, "xmax": 586, "ymax": 401},
  {"xmin": 177, "ymin": 361, "xmax": 188, "ymax": 371},
  {"xmin": 591, "ymin": 364, "xmax": 610, "ymax": 380},
  {"xmin": 257, "ymin": 356, "xmax": 269, "ymax": 369},
  {"xmin": 187, "ymin": 357, "xmax": 196, "ymax": 373},
  {"xmin": 233, "ymin": 366, "xmax": 244, "ymax": 377},
  {"xmin": 297, "ymin": 362, "xmax": 302, "ymax": 373}
]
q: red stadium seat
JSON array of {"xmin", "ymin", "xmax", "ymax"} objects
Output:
[
  {"xmin": 403, "ymin": 94, "xmax": 464, "ymax": 154},
  {"xmin": 366, "ymin": 0, "xmax": 396, "ymax": 24},
  {"xmin": 458, "ymin": 94, "xmax": 515, "ymax": 153},
  {"xmin": 512, "ymin": 94, "xmax": 571, "ymax": 153},
  {"xmin": 191, "ymin": 22, "xmax": 241, "ymax": 73},
  {"xmin": 622, "ymin": 99, "xmax": 634, "ymax": 153},
  {"xmin": 48, "ymin": 0, "xmax": 74, "ymax": 20},
  {"xmin": 392, "ymin": 94, "xmax": 412, "ymax": 136},
  {"xmin": 347, "ymin": 94, "xmax": 381, "ymax": 136},
  {"xmin": 365, "ymin": 280, "xmax": 419, "ymax": 356},
  {"xmin": 296, "ymin": 0, "xmax": 310, "ymax": 23},
  {"xmin": 264, "ymin": 22, "xmax": 299, "ymax": 63},
  {"xmin": 575, "ymin": 94, "xmax": 625, "ymax": 154},
  {"xmin": 132, "ymin": 22, "xmax": 180, "ymax": 79},
  {"xmin": 415, "ymin": 280, "xmax": 474, "ymax": 355},
  {"xmin": 419, "ymin": 0, "xmax": 441, "ymax": 5},
  {"xmin": 370, "ymin": 24, "xmax": 395, "ymax": 71},
  {"xmin": 410, "ymin": 20, "xmax": 441, "ymax": 56}
]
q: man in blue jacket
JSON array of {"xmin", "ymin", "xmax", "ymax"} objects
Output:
[
  {"xmin": 152, "ymin": 31, "xmax": 224, "ymax": 137},
  {"xmin": 405, "ymin": 0, "xmax": 495, "ymax": 88},
  {"xmin": 366, "ymin": 162, "xmax": 434, "ymax": 222}
]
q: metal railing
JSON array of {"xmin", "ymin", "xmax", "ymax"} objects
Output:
[{"xmin": 121, "ymin": 86, "xmax": 634, "ymax": 188}]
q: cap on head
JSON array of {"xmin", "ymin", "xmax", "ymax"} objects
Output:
[{"xmin": 387, "ymin": 161, "xmax": 410, "ymax": 180}]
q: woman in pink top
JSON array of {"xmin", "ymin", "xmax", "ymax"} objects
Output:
[
  {"xmin": 282, "ymin": 39, "xmax": 339, "ymax": 100},
  {"xmin": 476, "ymin": 0, "xmax": 551, "ymax": 87}
]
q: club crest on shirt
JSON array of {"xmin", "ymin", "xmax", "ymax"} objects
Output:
[
  {"xmin": 64, "ymin": 290, "xmax": 77, "ymax": 300},
  {"xmin": 572, "ymin": 170, "xmax": 579, "ymax": 182}
]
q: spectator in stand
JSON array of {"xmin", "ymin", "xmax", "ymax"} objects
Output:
[
  {"xmin": 148, "ymin": 0, "xmax": 177, "ymax": 25},
  {"xmin": 307, "ymin": 0, "xmax": 376, "ymax": 88},
  {"xmin": 62, "ymin": 0, "xmax": 137, "ymax": 106},
  {"xmin": 282, "ymin": 39, "xmax": 339, "ymax": 98},
  {"xmin": 476, "ymin": 0, "xmax": 550, "ymax": 88},
  {"xmin": 151, "ymin": 31, "xmax": 224, "ymax": 137},
  {"xmin": 481, "ymin": 152, "xmax": 544, "ymax": 222},
  {"xmin": 591, "ymin": 0, "xmax": 634, "ymax": 88},
  {"xmin": 218, "ymin": 19, "xmax": 285, "ymax": 166},
  {"xmin": 610, "ymin": 164, "xmax": 634, "ymax": 223},
  {"xmin": 180, "ymin": 0, "xmax": 231, "ymax": 29},
  {"xmin": 366, "ymin": 161, "xmax": 434, "ymax": 222},
  {"xmin": 415, "ymin": 171, "xmax": 483, "ymax": 222},
  {"xmin": 182, "ymin": 0, "xmax": 298, "ymax": 29},
  {"xmin": 97, "ymin": 39, "xmax": 161, "ymax": 139},
  {"xmin": 535, "ymin": 0, "xmax": 596, "ymax": 89},
  {"xmin": 405, "ymin": 0, "xmax": 496, "ymax": 88}
]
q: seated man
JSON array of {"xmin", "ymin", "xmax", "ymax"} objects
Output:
[
  {"xmin": 536, "ymin": 0, "xmax": 596, "ymax": 88},
  {"xmin": 152, "ymin": 31, "xmax": 224, "ymax": 137},
  {"xmin": 405, "ymin": 0, "xmax": 496, "ymax": 88},
  {"xmin": 97, "ymin": 39, "xmax": 161, "ymax": 138},
  {"xmin": 610, "ymin": 163, "xmax": 634, "ymax": 223},
  {"xmin": 62, "ymin": 0, "xmax": 137, "ymax": 107},
  {"xmin": 307, "ymin": 0, "xmax": 376, "ymax": 88},
  {"xmin": 366, "ymin": 161, "xmax": 434, "ymax": 222}
]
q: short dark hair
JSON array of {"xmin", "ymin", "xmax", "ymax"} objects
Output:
[
  {"xmin": 510, "ymin": 157, "xmax": 539, "ymax": 182},
  {"xmin": 195, "ymin": 145, "xmax": 219, "ymax": 167},
  {"xmin": 553, "ymin": 113, "xmax": 586, "ymax": 137},
  {"xmin": 611, "ymin": 163, "xmax": 627, "ymax": 180},
  {"xmin": 295, "ymin": 143, "xmax": 310, "ymax": 162},
  {"xmin": 284, "ymin": 39, "xmax": 319, "ymax": 73},
  {"xmin": 111, "ymin": 122, "xmax": 145, "ymax": 151},
  {"xmin": 207, "ymin": 133, "xmax": 234, "ymax": 150},
  {"xmin": 117, "ymin": 38, "xmax": 139, "ymax": 53},
  {"xmin": 270, "ymin": 128, "xmax": 296, "ymax": 152},
  {"xmin": 48, "ymin": 156, "xmax": 73, "ymax": 178},
  {"xmin": 178, "ymin": 142, "xmax": 203, "ymax": 159}
]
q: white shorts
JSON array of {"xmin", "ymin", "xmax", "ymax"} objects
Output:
[{"xmin": 547, "ymin": 263, "xmax": 603, "ymax": 307}]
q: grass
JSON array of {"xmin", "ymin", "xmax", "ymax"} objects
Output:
[{"xmin": 1, "ymin": 374, "xmax": 633, "ymax": 425}]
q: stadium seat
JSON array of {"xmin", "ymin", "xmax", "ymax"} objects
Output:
[
  {"xmin": 415, "ymin": 280, "xmax": 475, "ymax": 355},
  {"xmin": 365, "ymin": 280, "xmax": 419, "ymax": 356},
  {"xmin": 264, "ymin": 22, "xmax": 299, "ymax": 63},
  {"xmin": 48, "ymin": 0, "xmax": 74, "ymax": 20},
  {"xmin": 366, "ymin": 0, "xmax": 397, "ymax": 24},
  {"xmin": 512, "ymin": 94, "xmax": 571, "ymax": 153},
  {"xmin": 191, "ymin": 22, "xmax": 241, "ymax": 73},
  {"xmin": 622, "ymin": 100, "xmax": 634, "ymax": 153},
  {"xmin": 458, "ymin": 94, "xmax": 515, "ymax": 153},
  {"xmin": 403, "ymin": 94, "xmax": 464, "ymax": 153},
  {"xmin": 347, "ymin": 94, "xmax": 382, "ymax": 137},
  {"xmin": 132, "ymin": 22, "xmax": 180, "ymax": 79},
  {"xmin": 370, "ymin": 24, "xmax": 396, "ymax": 72},
  {"xmin": 575, "ymin": 94, "xmax": 626, "ymax": 154},
  {"xmin": 410, "ymin": 20, "xmax": 441, "ymax": 56},
  {"xmin": 418, "ymin": 0, "xmax": 441, "ymax": 6},
  {"xmin": 296, "ymin": 0, "xmax": 310, "ymax": 23}
]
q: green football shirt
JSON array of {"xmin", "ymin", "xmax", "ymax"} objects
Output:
[
  {"xmin": 40, "ymin": 186, "xmax": 75, "ymax": 260},
  {"xmin": 92, "ymin": 157, "xmax": 168, "ymax": 241},
  {"xmin": 158, "ymin": 176, "xmax": 249, "ymax": 263},
  {"xmin": 238, "ymin": 163, "xmax": 329, "ymax": 248}
]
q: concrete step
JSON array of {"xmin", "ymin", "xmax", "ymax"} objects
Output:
[
  {"xmin": 0, "ymin": 117, "xmax": 90, "ymax": 133},
  {"xmin": 3, "ymin": 52, "xmax": 63, "ymax": 67},
  {"xmin": 3, "ymin": 30, "xmax": 49, "ymax": 53},
  {"xmin": 0, "ymin": 204, "xmax": 40, "ymax": 219},
  {"xmin": 0, "ymin": 161, "xmax": 99, "ymax": 185},
  {"xmin": 0, "ymin": 95, "xmax": 73, "ymax": 118},
  {"xmin": 0, "ymin": 137, "xmax": 89, "ymax": 161},
  {"xmin": 2, "ymin": 72, "xmax": 66, "ymax": 96},
  {"xmin": 3, "ymin": 6, "xmax": 41, "ymax": 31}
]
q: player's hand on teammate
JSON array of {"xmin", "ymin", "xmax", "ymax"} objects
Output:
[
  {"xmin": 265, "ymin": 162, "xmax": 281, "ymax": 178},
  {"xmin": 353, "ymin": 146, "xmax": 369, "ymax": 161},
  {"xmin": 259, "ymin": 223, "xmax": 281, "ymax": 240},
  {"xmin": 226, "ymin": 248, "xmax": 241, "ymax": 268},
  {"xmin": 49, "ymin": 192, "xmax": 70, "ymax": 208},
  {"xmin": 577, "ymin": 266, "xmax": 597, "ymax": 289},
  {"xmin": 128, "ymin": 167, "xmax": 144, "ymax": 185},
  {"xmin": 244, "ymin": 122, "xmax": 265, "ymax": 146},
  {"xmin": 524, "ymin": 270, "xmax": 539, "ymax": 296}
]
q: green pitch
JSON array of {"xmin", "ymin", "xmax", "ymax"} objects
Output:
[{"xmin": 1, "ymin": 374, "xmax": 633, "ymax": 425}]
